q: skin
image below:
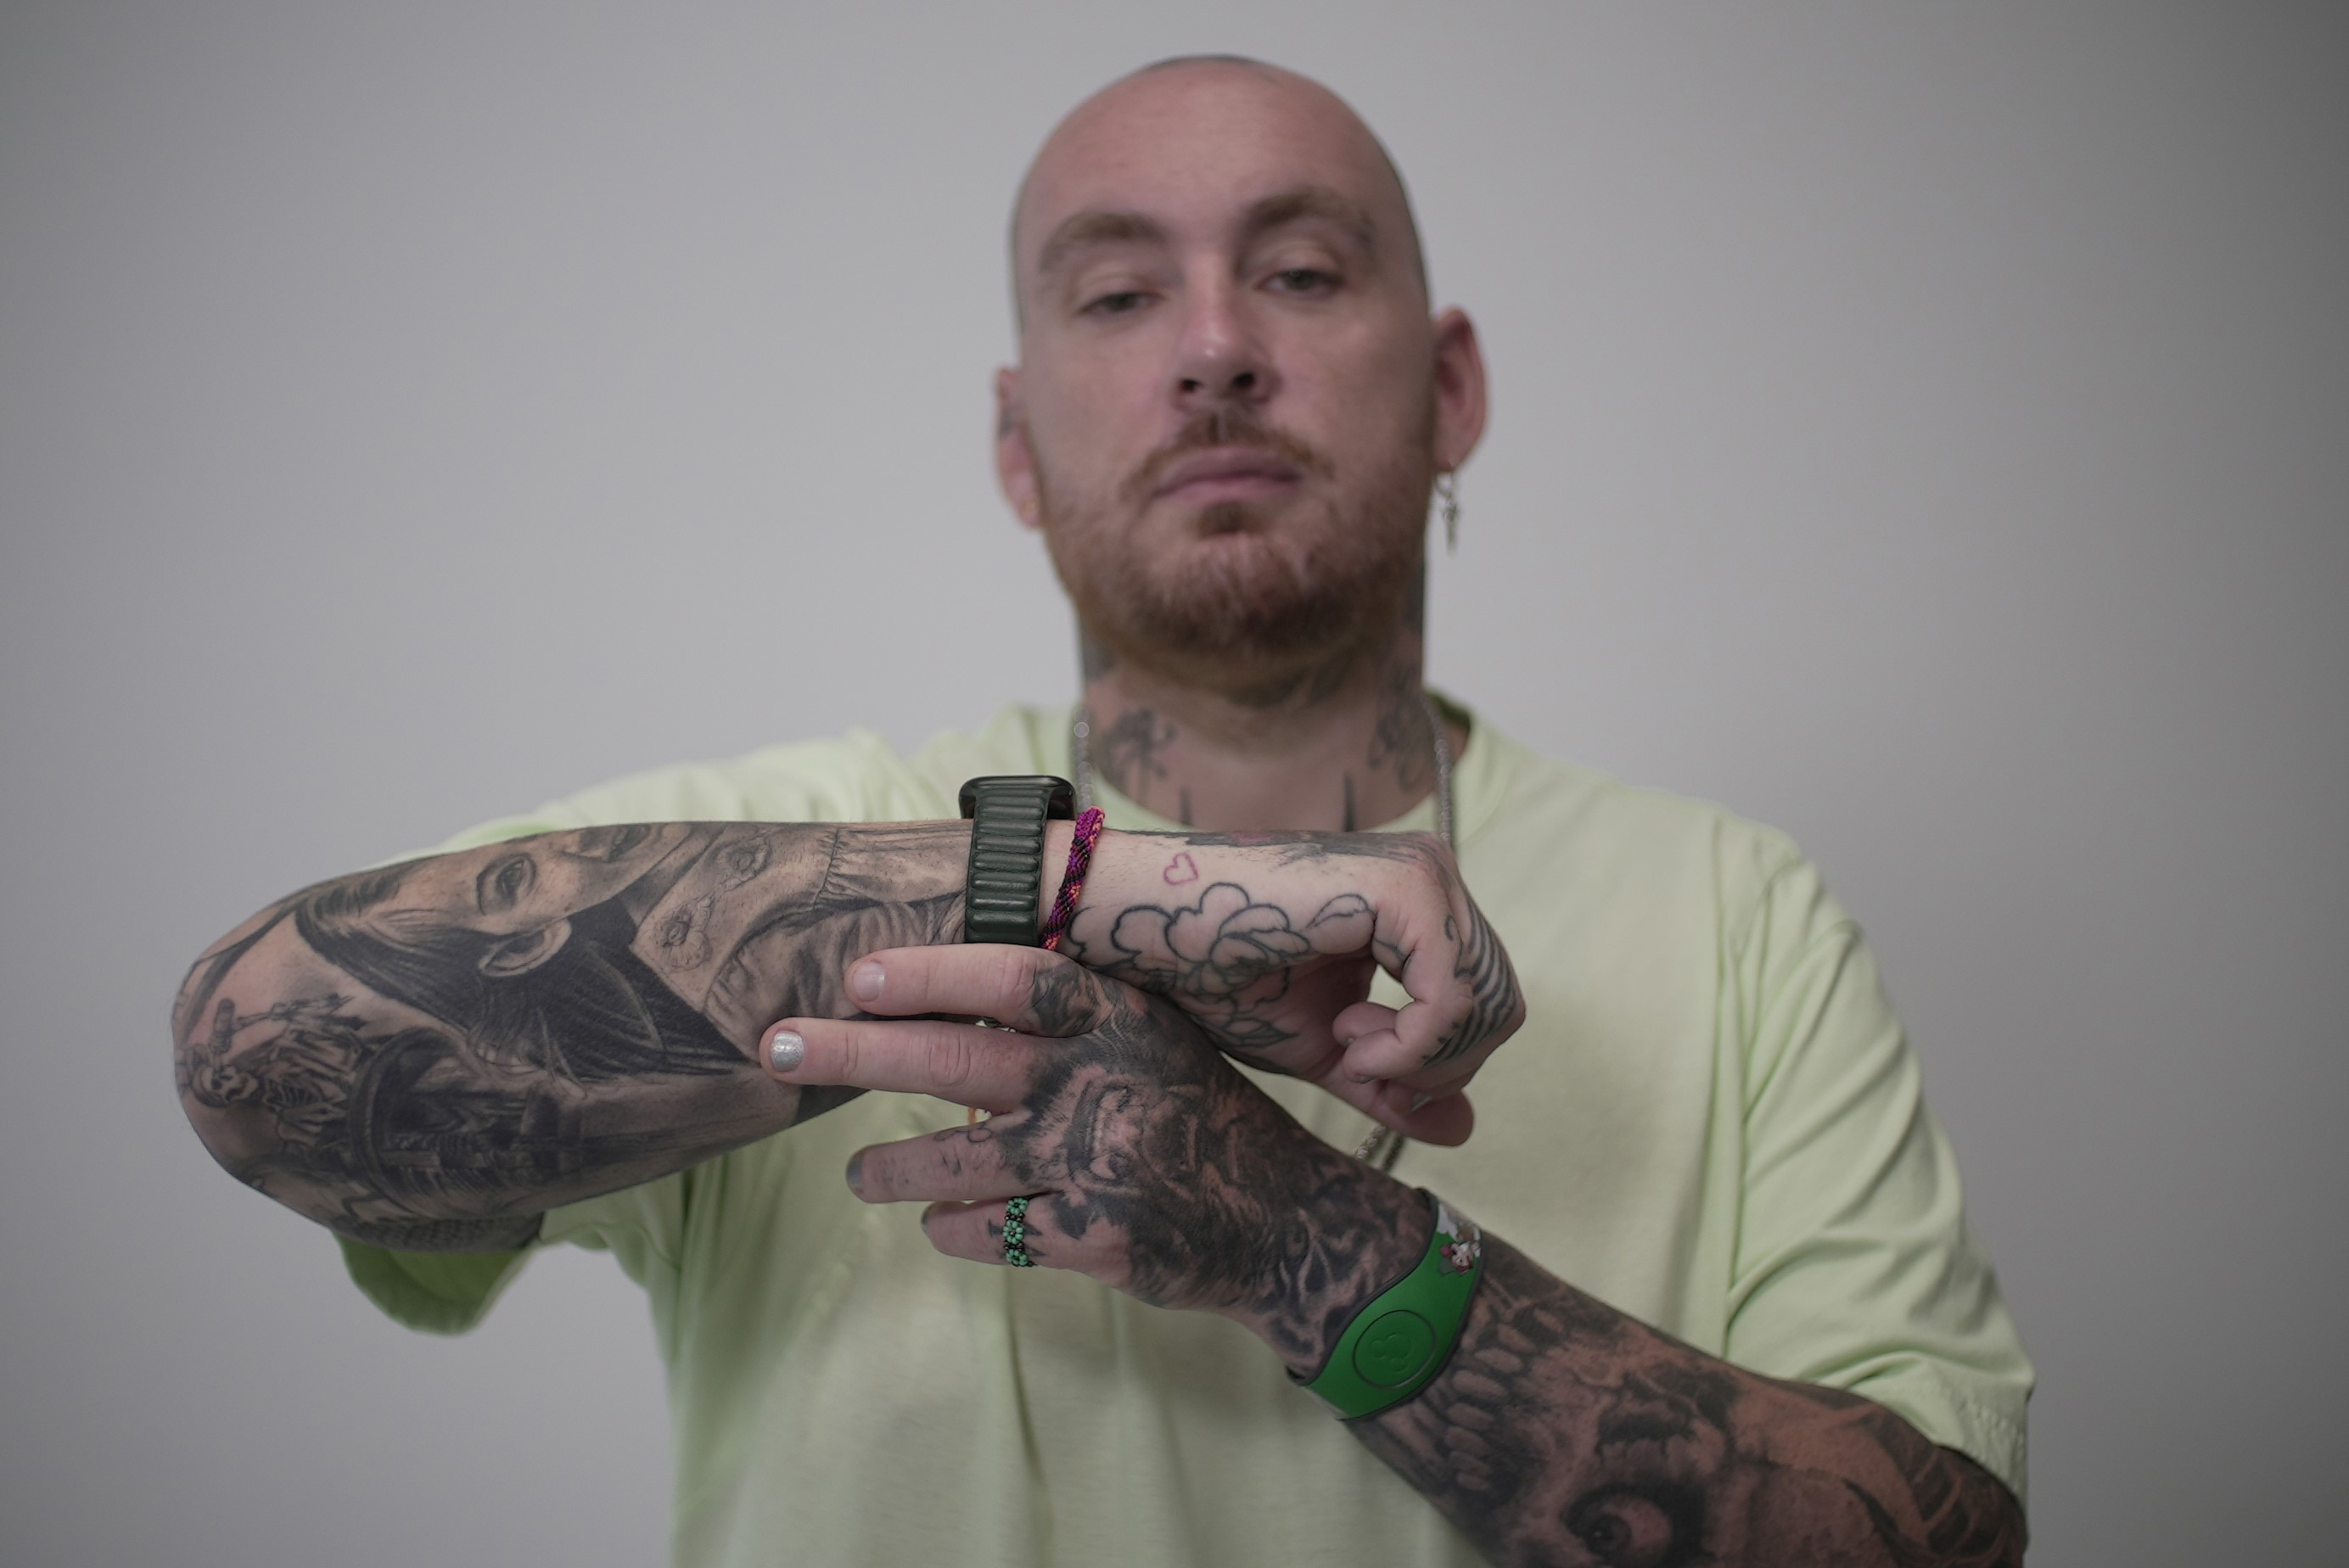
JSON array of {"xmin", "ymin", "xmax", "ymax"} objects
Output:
[{"xmin": 995, "ymin": 59, "xmax": 1487, "ymax": 833}]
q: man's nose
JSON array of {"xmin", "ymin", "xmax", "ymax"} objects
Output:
[{"xmin": 1170, "ymin": 283, "xmax": 1276, "ymax": 411}]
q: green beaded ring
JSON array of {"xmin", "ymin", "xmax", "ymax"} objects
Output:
[{"xmin": 1002, "ymin": 1196, "xmax": 1035, "ymax": 1268}]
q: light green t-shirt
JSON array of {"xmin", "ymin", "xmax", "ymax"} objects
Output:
[{"xmin": 339, "ymin": 702, "xmax": 2031, "ymax": 1565}]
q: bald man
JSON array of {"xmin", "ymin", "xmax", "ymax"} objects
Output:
[{"xmin": 182, "ymin": 57, "xmax": 2032, "ymax": 1567}]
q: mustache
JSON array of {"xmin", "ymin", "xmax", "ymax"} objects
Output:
[{"xmin": 1120, "ymin": 406, "xmax": 1334, "ymax": 507}]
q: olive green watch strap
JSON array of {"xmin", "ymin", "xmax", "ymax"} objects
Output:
[
  {"xmin": 958, "ymin": 776, "xmax": 1076, "ymax": 946},
  {"xmin": 1298, "ymin": 1190, "xmax": 1485, "ymax": 1420}
]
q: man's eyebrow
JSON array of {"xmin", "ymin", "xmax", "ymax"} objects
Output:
[
  {"xmin": 1034, "ymin": 210, "xmax": 1169, "ymax": 281},
  {"xmin": 1031, "ymin": 188, "xmax": 1382, "ymax": 283},
  {"xmin": 1239, "ymin": 186, "xmax": 1381, "ymax": 261}
]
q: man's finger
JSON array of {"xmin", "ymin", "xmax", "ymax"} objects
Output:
[
  {"xmin": 843, "ymin": 944, "xmax": 1124, "ymax": 1039},
  {"xmin": 849, "ymin": 1122, "xmax": 1024, "ymax": 1204},
  {"xmin": 1334, "ymin": 1021, "xmax": 1483, "ymax": 1108},
  {"xmin": 919, "ymin": 1196, "xmax": 1094, "ymax": 1274},
  {"xmin": 1275, "ymin": 1028, "xmax": 1478, "ymax": 1146},
  {"xmin": 763, "ymin": 1016, "xmax": 1040, "ymax": 1112},
  {"xmin": 1371, "ymin": 1079, "xmax": 1476, "ymax": 1145}
]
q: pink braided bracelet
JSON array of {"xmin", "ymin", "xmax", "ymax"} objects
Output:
[{"xmin": 1037, "ymin": 807, "xmax": 1106, "ymax": 952}]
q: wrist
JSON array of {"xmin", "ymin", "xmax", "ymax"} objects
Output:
[
  {"xmin": 1038, "ymin": 819, "xmax": 1076, "ymax": 918},
  {"xmin": 1289, "ymin": 1183, "xmax": 1486, "ymax": 1420},
  {"xmin": 1252, "ymin": 1161, "xmax": 1432, "ymax": 1377},
  {"xmin": 1063, "ymin": 826, "xmax": 1141, "ymax": 918}
]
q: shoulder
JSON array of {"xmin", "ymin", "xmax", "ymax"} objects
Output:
[
  {"xmin": 902, "ymin": 703, "xmax": 1069, "ymax": 795},
  {"xmin": 1460, "ymin": 716, "xmax": 1808, "ymax": 943}
]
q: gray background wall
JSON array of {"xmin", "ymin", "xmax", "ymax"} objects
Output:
[{"xmin": 3, "ymin": 3, "xmax": 2343, "ymax": 1563}]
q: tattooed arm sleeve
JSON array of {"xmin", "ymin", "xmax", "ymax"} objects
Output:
[
  {"xmin": 1332, "ymin": 854, "xmax": 2025, "ymax": 1563},
  {"xmin": 173, "ymin": 818, "xmax": 1522, "ymax": 1252},
  {"xmin": 1348, "ymin": 1226, "xmax": 2027, "ymax": 1566},
  {"xmin": 172, "ymin": 822, "xmax": 968, "ymax": 1251}
]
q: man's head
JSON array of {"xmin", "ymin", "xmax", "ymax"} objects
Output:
[{"xmin": 995, "ymin": 58, "xmax": 1487, "ymax": 701}]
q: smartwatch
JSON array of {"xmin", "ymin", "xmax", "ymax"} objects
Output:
[{"xmin": 958, "ymin": 775, "xmax": 1076, "ymax": 945}]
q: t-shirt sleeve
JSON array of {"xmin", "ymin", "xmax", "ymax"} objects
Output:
[
  {"xmin": 1723, "ymin": 854, "xmax": 2034, "ymax": 1508},
  {"xmin": 331, "ymin": 734, "xmax": 933, "ymax": 1336},
  {"xmin": 335, "ymin": 1234, "xmax": 535, "ymax": 1336}
]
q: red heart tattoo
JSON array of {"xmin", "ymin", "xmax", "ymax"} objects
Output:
[{"xmin": 1162, "ymin": 852, "xmax": 1201, "ymax": 885}]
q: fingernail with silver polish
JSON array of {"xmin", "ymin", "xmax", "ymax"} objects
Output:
[{"xmin": 768, "ymin": 1029, "xmax": 804, "ymax": 1072}]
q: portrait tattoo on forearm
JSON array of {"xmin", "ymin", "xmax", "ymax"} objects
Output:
[{"xmin": 174, "ymin": 822, "xmax": 965, "ymax": 1248}]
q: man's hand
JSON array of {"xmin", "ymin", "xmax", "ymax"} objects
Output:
[
  {"xmin": 761, "ymin": 947, "xmax": 1429, "ymax": 1370},
  {"xmin": 1066, "ymin": 829, "xmax": 1525, "ymax": 1135}
]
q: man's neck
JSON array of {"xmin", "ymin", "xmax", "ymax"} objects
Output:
[{"xmin": 1079, "ymin": 635, "xmax": 1465, "ymax": 833}]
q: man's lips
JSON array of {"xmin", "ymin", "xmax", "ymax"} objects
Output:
[{"xmin": 1150, "ymin": 446, "xmax": 1303, "ymax": 503}]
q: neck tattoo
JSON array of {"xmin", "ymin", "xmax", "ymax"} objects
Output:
[
  {"xmin": 1071, "ymin": 692, "xmax": 1454, "ymax": 844},
  {"xmin": 1069, "ymin": 692, "xmax": 1456, "ymax": 1173}
]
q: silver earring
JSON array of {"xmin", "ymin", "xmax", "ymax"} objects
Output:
[{"xmin": 1436, "ymin": 471, "xmax": 1460, "ymax": 554}]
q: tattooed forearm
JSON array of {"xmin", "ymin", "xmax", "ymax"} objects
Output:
[
  {"xmin": 335, "ymin": 1212, "xmax": 545, "ymax": 1252},
  {"xmin": 1354, "ymin": 1240, "xmax": 2027, "ymax": 1566},
  {"xmin": 1151, "ymin": 827, "xmax": 1455, "ymax": 871},
  {"xmin": 175, "ymin": 822, "xmax": 967, "ymax": 1248}
]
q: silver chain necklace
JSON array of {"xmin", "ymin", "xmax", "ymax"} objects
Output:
[{"xmin": 1070, "ymin": 692, "xmax": 1455, "ymax": 1173}]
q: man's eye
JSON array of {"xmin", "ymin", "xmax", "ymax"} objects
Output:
[
  {"xmin": 1084, "ymin": 290, "xmax": 1148, "ymax": 316},
  {"xmin": 1268, "ymin": 267, "xmax": 1336, "ymax": 295}
]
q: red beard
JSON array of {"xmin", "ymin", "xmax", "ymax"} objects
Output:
[{"xmin": 1034, "ymin": 406, "xmax": 1435, "ymax": 692}]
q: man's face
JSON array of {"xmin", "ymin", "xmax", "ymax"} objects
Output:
[{"xmin": 998, "ymin": 64, "xmax": 1485, "ymax": 687}]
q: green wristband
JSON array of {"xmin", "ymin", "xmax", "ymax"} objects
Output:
[{"xmin": 1298, "ymin": 1191, "xmax": 1485, "ymax": 1420}]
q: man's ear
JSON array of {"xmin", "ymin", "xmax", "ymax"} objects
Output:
[
  {"xmin": 994, "ymin": 366, "xmax": 1042, "ymax": 530},
  {"xmin": 1429, "ymin": 308, "xmax": 1489, "ymax": 474},
  {"xmin": 479, "ymin": 920, "xmax": 572, "ymax": 978}
]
